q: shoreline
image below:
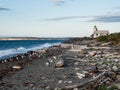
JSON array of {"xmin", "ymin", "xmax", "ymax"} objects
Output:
[
  {"xmin": 0, "ymin": 37, "xmax": 68, "ymax": 41},
  {"xmin": 0, "ymin": 38, "xmax": 120, "ymax": 90},
  {"xmin": 0, "ymin": 39, "xmax": 66, "ymax": 60}
]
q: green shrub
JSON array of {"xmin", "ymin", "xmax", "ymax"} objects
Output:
[
  {"xmin": 108, "ymin": 85, "xmax": 118, "ymax": 90},
  {"xmin": 97, "ymin": 85, "xmax": 118, "ymax": 90},
  {"xmin": 102, "ymin": 61, "xmax": 112, "ymax": 65},
  {"xmin": 97, "ymin": 36, "xmax": 108, "ymax": 42},
  {"xmin": 96, "ymin": 32, "xmax": 120, "ymax": 45},
  {"xmin": 98, "ymin": 85, "xmax": 107, "ymax": 90}
]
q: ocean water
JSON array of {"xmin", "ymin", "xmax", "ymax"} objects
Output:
[{"xmin": 0, "ymin": 39, "xmax": 65, "ymax": 60}]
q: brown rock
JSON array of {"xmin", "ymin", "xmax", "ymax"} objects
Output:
[
  {"xmin": 117, "ymin": 75, "xmax": 120, "ymax": 82},
  {"xmin": 89, "ymin": 51, "xmax": 96, "ymax": 56}
]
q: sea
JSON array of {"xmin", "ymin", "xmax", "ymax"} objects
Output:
[{"xmin": 0, "ymin": 39, "xmax": 66, "ymax": 60}]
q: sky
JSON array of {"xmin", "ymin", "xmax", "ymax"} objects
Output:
[{"xmin": 0, "ymin": 0, "xmax": 120, "ymax": 37}]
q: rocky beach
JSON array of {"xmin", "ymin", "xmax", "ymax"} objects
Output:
[{"xmin": 0, "ymin": 38, "xmax": 120, "ymax": 90}]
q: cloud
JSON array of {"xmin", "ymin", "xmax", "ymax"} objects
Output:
[
  {"xmin": 114, "ymin": 6, "xmax": 120, "ymax": 9},
  {"xmin": 0, "ymin": 7, "xmax": 10, "ymax": 11},
  {"xmin": 41, "ymin": 14, "xmax": 120, "ymax": 22},
  {"xmin": 50, "ymin": 0, "xmax": 76, "ymax": 5},
  {"xmin": 41, "ymin": 16, "xmax": 88, "ymax": 21},
  {"xmin": 51, "ymin": 0, "xmax": 65, "ymax": 5},
  {"xmin": 90, "ymin": 15, "xmax": 120, "ymax": 22}
]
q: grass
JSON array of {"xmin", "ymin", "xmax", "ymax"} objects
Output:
[
  {"xmin": 96, "ymin": 32, "xmax": 120, "ymax": 45},
  {"xmin": 116, "ymin": 63, "xmax": 120, "ymax": 68},
  {"xmin": 98, "ymin": 85, "xmax": 118, "ymax": 90},
  {"xmin": 102, "ymin": 61, "xmax": 112, "ymax": 65},
  {"xmin": 98, "ymin": 85, "xmax": 107, "ymax": 90}
]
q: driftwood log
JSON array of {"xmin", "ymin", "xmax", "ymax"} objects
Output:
[{"xmin": 61, "ymin": 71, "xmax": 116, "ymax": 90}]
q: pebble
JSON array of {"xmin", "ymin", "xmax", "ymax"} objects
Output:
[
  {"xmin": 76, "ymin": 72, "xmax": 85, "ymax": 79},
  {"xmin": 45, "ymin": 62, "xmax": 50, "ymax": 66},
  {"xmin": 117, "ymin": 75, "xmax": 120, "ymax": 82},
  {"xmin": 89, "ymin": 51, "xmax": 96, "ymax": 56},
  {"xmin": 12, "ymin": 66, "xmax": 21, "ymax": 70},
  {"xmin": 74, "ymin": 62, "xmax": 79, "ymax": 65},
  {"xmin": 68, "ymin": 81, "xmax": 72, "ymax": 83},
  {"xmin": 75, "ymin": 68, "xmax": 79, "ymax": 71},
  {"xmin": 112, "ymin": 66, "xmax": 118, "ymax": 71},
  {"xmin": 58, "ymin": 80, "xmax": 62, "ymax": 84},
  {"xmin": 73, "ymin": 88, "xmax": 78, "ymax": 90}
]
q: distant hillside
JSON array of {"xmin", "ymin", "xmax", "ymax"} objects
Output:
[
  {"xmin": 0, "ymin": 37, "xmax": 43, "ymax": 40},
  {"xmin": 0, "ymin": 37, "xmax": 66, "ymax": 40},
  {"xmin": 96, "ymin": 32, "xmax": 120, "ymax": 45}
]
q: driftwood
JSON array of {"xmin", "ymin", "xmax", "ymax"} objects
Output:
[
  {"xmin": 99, "ymin": 77, "xmax": 111, "ymax": 86},
  {"xmin": 61, "ymin": 71, "xmax": 117, "ymax": 90},
  {"xmin": 12, "ymin": 66, "xmax": 21, "ymax": 70},
  {"xmin": 66, "ymin": 57, "xmax": 88, "ymax": 63},
  {"xmin": 61, "ymin": 72, "xmax": 106, "ymax": 90}
]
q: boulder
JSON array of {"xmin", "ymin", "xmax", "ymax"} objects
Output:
[{"xmin": 55, "ymin": 58, "xmax": 64, "ymax": 68}]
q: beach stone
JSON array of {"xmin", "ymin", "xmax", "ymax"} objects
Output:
[
  {"xmin": 45, "ymin": 86, "xmax": 50, "ymax": 89},
  {"xmin": 89, "ymin": 64, "xmax": 99, "ymax": 73},
  {"xmin": 45, "ymin": 62, "xmax": 50, "ymax": 66},
  {"xmin": 117, "ymin": 75, "xmax": 120, "ymax": 82},
  {"xmin": 75, "ymin": 68, "xmax": 79, "ymax": 71},
  {"xmin": 82, "ymin": 71, "xmax": 88, "ymax": 74},
  {"xmin": 12, "ymin": 66, "xmax": 21, "ymax": 70},
  {"xmin": 108, "ymin": 72, "xmax": 117, "ymax": 81},
  {"xmin": 74, "ymin": 62, "xmax": 79, "ymax": 65},
  {"xmin": 89, "ymin": 51, "xmax": 96, "ymax": 56},
  {"xmin": 73, "ymin": 88, "xmax": 78, "ymax": 90},
  {"xmin": 55, "ymin": 58, "xmax": 64, "ymax": 68},
  {"xmin": 101, "ymin": 42, "xmax": 111, "ymax": 46},
  {"xmin": 54, "ymin": 87, "xmax": 61, "ymax": 90},
  {"xmin": 114, "ymin": 59, "xmax": 119, "ymax": 63},
  {"xmin": 36, "ymin": 49, "xmax": 46, "ymax": 53},
  {"xmin": 112, "ymin": 66, "xmax": 118, "ymax": 71},
  {"xmin": 76, "ymin": 72, "xmax": 85, "ymax": 79},
  {"xmin": 53, "ymin": 56, "xmax": 57, "ymax": 59},
  {"xmin": 115, "ymin": 83, "xmax": 120, "ymax": 89},
  {"xmin": 79, "ymin": 50, "xmax": 85, "ymax": 55},
  {"xmin": 58, "ymin": 80, "xmax": 62, "ymax": 84},
  {"xmin": 68, "ymin": 81, "xmax": 72, "ymax": 83}
]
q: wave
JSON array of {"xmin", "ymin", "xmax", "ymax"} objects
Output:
[
  {"xmin": 0, "ymin": 42, "xmax": 61, "ymax": 59},
  {"xmin": 0, "ymin": 47, "xmax": 26, "ymax": 59},
  {"xmin": 28, "ymin": 42, "xmax": 61, "ymax": 51}
]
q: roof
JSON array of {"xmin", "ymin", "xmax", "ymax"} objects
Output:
[{"xmin": 94, "ymin": 30, "xmax": 109, "ymax": 34}]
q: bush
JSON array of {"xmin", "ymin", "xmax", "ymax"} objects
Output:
[
  {"xmin": 98, "ymin": 85, "xmax": 107, "ymax": 90},
  {"xmin": 108, "ymin": 85, "xmax": 118, "ymax": 90},
  {"xmin": 96, "ymin": 32, "xmax": 120, "ymax": 45},
  {"xmin": 97, "ymin": 85, "xmax": 118, "ymax": 90},
  {"xmin": 97, "ymin": 36, "xmax": 108, "ymax": 42}
]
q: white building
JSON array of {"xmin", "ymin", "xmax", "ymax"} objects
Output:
[{"xmin": 91, "ymin": 26, "xmax": 109, "ymax": 38}]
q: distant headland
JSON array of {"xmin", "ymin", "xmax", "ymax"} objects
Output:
[{"xmin": 0, "ymin": 37, "xmax": 67, "ymax": 40}]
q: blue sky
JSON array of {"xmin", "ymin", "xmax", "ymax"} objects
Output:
[{"xmin": 0, "ymin": 0, "xmax": 120, "ymax": 37}]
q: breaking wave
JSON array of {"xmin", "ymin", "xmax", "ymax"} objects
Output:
[{"xmin": 0, "ymin": 42, "xmax": 61, "ymax": 59}]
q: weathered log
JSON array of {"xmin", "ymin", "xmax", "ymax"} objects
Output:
[
  {"xmin": 61, "ymin": 72, "xmax": 106, "ymax": 90},
  {"xmin": 99, "ymin": 77, "xmax": 111, "ymax": 85},
  {"xmin": 66, "ymin": 57, "xmax": 88, "ymax": 63}
]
